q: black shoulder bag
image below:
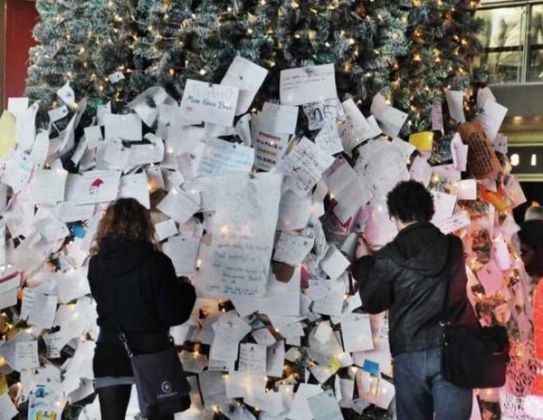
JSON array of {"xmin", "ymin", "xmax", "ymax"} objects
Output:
[
  {"xmin": 440, "ymin": 240, "xmax": 510, "ymax": 389},
  {"xmin": 108, "ymin": 292, "xmax": 191, "ymax": 417}
]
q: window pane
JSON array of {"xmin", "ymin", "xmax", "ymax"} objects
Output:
[
  {"xmin": 476, "ymin": 6, "xmax": 527, "ymax": 83},
  {"xmin": 528, "ymin": 4, "xmax": 543, "ymax": 82}
]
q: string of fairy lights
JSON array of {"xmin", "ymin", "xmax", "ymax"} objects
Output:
[{"xmin": 27, "ymin": 0, "xmax": 483, "ymax": 133}]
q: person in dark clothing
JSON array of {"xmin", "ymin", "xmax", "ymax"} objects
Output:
[
  {"xmin": 519, "ymin": 219, "xmax": 543, "ymax": 279},
  {"xmin": 351, "ymin": 180, "xmax": 478, "ymax": 420},
  {"xmin": 88, "ymin": 198, "xmax": 196, "ymax": 420}
]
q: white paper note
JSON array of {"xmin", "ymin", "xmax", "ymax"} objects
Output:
[
  {"xmin": 431, "ymin": 191, "xmax": 457, "ymax": 223},
  {"xmin": 0, "ymin": 393, "xmax": 18, "ymax": 418},
  {"xmin": 409, "ymin": 156, "xmax": 432, "ymax": 187},
  {"xmin": 119, "ymin": 172, "xmax": 150, "ymax": 209},
  {"xmin": 445, "ymin": 90, "xmax": 465, "ymax": 123},
  {"xmin": 181, "ymin": 79, "xmax": 239, "ymax": 126},
  {"xmin": 278, "ymin": 137, "xmax": 334, "ymax": 197},
  {"xmin": 104, "ymin": 113, "xmax": 143, "ymax": 142},
  {"xmin": 65, "ymin": 170, "xmax": 121, "ymax": 205},
  {"xmin": 221, "ymin": 56, "xmax": 268, "ymax": 115},
  {"xmin": 308, "ymin": 391, "xmax": 343, "ymax": 420},
  {"xmin": 434, "ymin": 212, "xmax": 471, "ymax": 234},
  {"xmin": 258, "ymin": 102, "xmax": 299, "ymax": 134},
  {"xmin": 267, "ymin": 340, "xmax": 285, "ymax": 377},
  {"xmin": 57, "ymin": 81, "xmax": 75, "ymax": 106},
  {"xmin": 8, "ymin": 97, "xmax": 29, "ymax": 120},
  {"xmin": 341, "ymin": 313, "xmax": 374, "ymax": 352},
  {"xmin": 280, "ymin": 64, "xmax": 337, "ymax": 106},
  {"xmin": 340, "ymin": 99, "xmax": 379, "ymax": 152},
  {"xmin": 156, "ymin": 187, "xmax": 200, "ymax": 225},
  {"xmin": 202, "ymin": 173, "xmax": 282, "ymax": 297},
  {"xmin": 370, "ymin": 94, "xmax": 408, "ymax": 138},
  {"xmin": 16, "ymin": 340, "xmax": 40, "ymax": 370},
  {"xmin": 324, "ymin": 157, "xmax": 373, "ymax": 222},
  {"xmin": 320, "ymin": 245, "xmax": 351, "ymax": 280},
  {"xmin": 29, "ymin": 169, "xmax": 68, "ymax": 205},
  {"xmin": 238, "ymin": 343, "xmax": 267, "ymax": 375},
  {"xmin": 48, "ymin": 105, "xmax": 69, "ymax": 122},
  {"xmin": 198, "ymin": 138, "xmax": 254, "ymax": 177},
  {"xmin": 154, "ymin": 219, "xmax": 178, "ymax": 242},
  {"xmin": 274, "ymin": 232, "xmax": 314, "ymax": 266},
  {"xmin": 128, "ymin": 86, "xmax": 170, "ymax": 127},
  {"xmin": 478, "ymin": 100, "xmax": 507, "ymax": 142},
  {"xmin": 162, "ymin": 235, "xmax": 199, "ymax": 276}
]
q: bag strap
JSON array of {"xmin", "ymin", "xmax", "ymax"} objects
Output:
[
  {"xmin": 105, "ymin": 290, "xmax": 134, "ymax": 357},
  {"xmin": 439, "ymin": 236, "xmax": 454, "ymax": 326}
]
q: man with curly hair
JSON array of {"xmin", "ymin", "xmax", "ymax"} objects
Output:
[{"xmin": 351, "ymin": 180, "xmax": 478, "ymax": 420}]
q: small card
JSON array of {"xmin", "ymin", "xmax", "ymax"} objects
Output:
[
  {"xmin": 57, "ymin": 82, "xmax": 75, "ymax": 106},
  {"xmin": 221, "ymin": 56, "xmax": 268, "ymax": 115},
  {"xmin": 48, "ymin": 105, "xmax": 69, "ymax": 122},
  {"xmin": 104, "ymin": 113, "xmax": 142, "ymax": 142},
  {"xmin": 445, "ymin": 90, "xmax": 465, "ymax": 123},
  {"xmin": 341, "ymin": 313, "xmax": 374, "ymax": 352},
  {"xmin": 371, "ymin": 93, "xmax": 408, "ymax": 138},
  {"xmin": 280, "ymin": 64, "xmax": 337, "ymax": 106},
  {"xmin": 238, "ymin": 343, "xmax": 267, "ymax": 375},
  {"xmin": 180, "ymin": 79, "xmax": 239, "ymax": 126},
  {"xmin": 274, "ymin": 232, "xmax": 314, "ymax": 266}
]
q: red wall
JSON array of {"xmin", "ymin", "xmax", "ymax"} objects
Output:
[{"xmin": 3, "ymin": 0, "xmax": 38, "ymax": 106}]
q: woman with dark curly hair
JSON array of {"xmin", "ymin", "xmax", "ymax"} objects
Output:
[{"xmin": 88, "ymin": 198, "xmax": 196, "ymax": 420}]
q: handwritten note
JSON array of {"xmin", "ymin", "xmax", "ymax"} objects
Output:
[
  {"xmin": 434, "ymin": 212, "xmax": 471, "ymax": 234},
  {"xmin": 274, "ymin": 232, "xmax": 314, "ymax": 266},
  {"xmin": 198, "ymin": 138, "xmax": 255, "ymax": 177},
  {"xmin": 280, "ymin": 64, "xmax": 337, "ymax": 105},
  {"xmin": 202, "ymin": 173, "xmax": 282, "ymax": 297},
  {"xmin": 316, "ymin": 118, "xmax": 344, "ymax": 156},
  {"xmin": 253, "ymin": 124, "xmax": 290, "ymax": 171},
  {"xmin": 339, "ymin": 99, "xmax": 379, "ymax": 152},
  {"xmin": 181, "ymin": 79, "xmax": 239, "ymax": 126},
  {"xmin": 432, "ymin": 101, "xmax": 444, "ymax": 131},
  {"xmin": 278, "ymin": 137, "xmax": 334, "ymax": 197},
  {"xmin": 238, "ymin": 343, "xmax": 267, "ymax": 375},
  {"xmin": 16, "ymin": 340, "xmax": 40, "ymax": 370}
]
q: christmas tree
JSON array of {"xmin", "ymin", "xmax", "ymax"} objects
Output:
[
  {"xmin": 26, "ymin": 0, "xmax": 482, "ymax": 133},
  {"xmin": 26, "ymin": 0, "xmax": 113, "ymax": 111},
  {"xmin": 4, "ymin": 1, "xmax": 534, "ymax": 419}
]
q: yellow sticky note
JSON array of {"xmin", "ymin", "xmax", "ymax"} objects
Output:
[
  {"xmin": 0, "ymin": 111, "xmax": 17, "ymax": 158},
  {"xmin": 409, "ymin": 131, "xmax": 434, "ymax": 152},
  {"xmin": 0, "ymin": 374, "xmax": 7, "ymax": 394},
  {"xmin": 327, "ymin": 355, "xmax": 342, "ymax": 373}
]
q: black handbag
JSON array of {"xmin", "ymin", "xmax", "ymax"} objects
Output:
[
  {"xmin": 109, "ymin": 293, "xmax": 191, "ymax": 417},
  {"xmin": 440, "ymin": 249, "xmax": 510, "ymax": 389}
]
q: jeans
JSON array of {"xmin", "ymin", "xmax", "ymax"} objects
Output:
[{"xmin": 393, "ymin": 347, "xmax": 472, "ymax": 420}]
